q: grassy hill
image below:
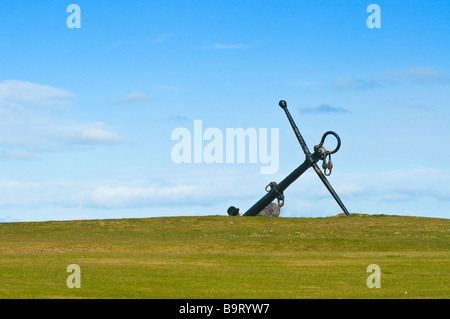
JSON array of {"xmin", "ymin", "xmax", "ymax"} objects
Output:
[{"xmin": 0, "ymin": 214, "xmax": 448, "ymax": 299}]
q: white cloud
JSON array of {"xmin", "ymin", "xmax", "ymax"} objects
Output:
[
  {"xmin": 334, "ymin": 183, "xmax": 364, "ymax": 197},
  {"xmin": 0, "ymin": 116, "xmax": 122, "ymax": 150},
  {"xmin": 67, "ymin": 165, "xmax": 264, "ymax": 210},
  {"xmin": 313, "ymin": 167, "xmax": 450, "ymax": 203},
  {"xmin": 0, "ymin": 165, "xmax": 448, "ymax": 220},
  {"xmin": 72, "ymin": 184, "xmax": 206, "ymax": 208},
  {"xmin": 0, "ymin": 80, "xmax": 122, "ymax": 155},
  {"xmin": 64, "ymin": 126, "xmax": 122, "ymax": 144},
  {"xmin": 277, "ymin": 166, "xmax": 450, "ymax": 218},
  {"xmin": 0, "ymin": 80, "xmax": 75, "ymax": 107},
  {"xmin": 0, "ymin": 178, "xmax": 72, "ymax": 209}
]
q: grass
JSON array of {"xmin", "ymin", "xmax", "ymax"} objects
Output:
[{"xmin": 0, "ymin": 214, "xmax": 448, "ymax": 298}]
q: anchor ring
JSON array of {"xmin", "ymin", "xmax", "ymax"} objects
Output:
[{"xmin": 314, "ymin": 131, "xmax": 341, "ymax": 155}]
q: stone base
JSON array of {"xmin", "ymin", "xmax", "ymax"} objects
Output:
[{"xmin": 257, "ymin": 203, "xmax": 280, "ymax": 217}]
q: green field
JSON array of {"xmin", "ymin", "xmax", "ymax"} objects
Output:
[{"xmin": 0, "ymin": 214, "xmax": 448, "ymax": 299}]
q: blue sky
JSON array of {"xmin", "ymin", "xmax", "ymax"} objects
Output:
[{"xmin": 0, "ymin": 0, "xmax": 449, "ymax": 222}]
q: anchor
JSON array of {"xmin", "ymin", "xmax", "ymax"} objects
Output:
[{"xmin": 227, "ymin": 100, "xmax": 350, "ymax": 217}]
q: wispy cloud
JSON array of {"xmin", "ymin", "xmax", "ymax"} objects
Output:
[
  {"xmin": 112, "ymin": 34, "xmax": 173, "ymax": 48},
  {"xmin": 0, "ymin": 150, "xmax": 35, "ymax": 161},
  {"xmin": 124, "ymin": 91, "xmax": 149, "ymax": 101},
  {"xmin": 62, "ymin": 124, "xmax": 122, "ymax": 145},
  {"xmin": 0, "ymin": 80, "xmax": 122, "ymax": 157},
  {"xmin": 312, "ymin": 167, "xmax": 450, "ymax": 203},
  {"xmin": 72, "ymin": 184, "xmax": 206, "ymax": 209},
  {"xmin": 154, "ymin": 33, "xmax": 173, "ymax": 43},
  {"xmin": 291, "ymin": 81, "xmax": 327, "ymax": 88},
  {"xmin": 331, "ymin": 76, "xmax": 379, "ymax": 90},
  {"xmin": 201, "ymin": 43, "xmax": 251, "ymax": 50},
  {"xmin": 378, "ymin": 67, "xmax": 449, "ymax": 84},
  {"xmin": 168, "ymin": 114, "xmax": 188, "ymax": 121},
  {"xmin": 0, "ymin": 165, "xmax": 258, "ymax": 214},
  {"xmin": 282, "ymin": 166, "xmax": 450, "ymax": 217},
  {"xmin": 0, "ymin": 80, "xmax": 75, "ymax": 107},
  {"xmin": 106, "ymin": 91, "xmax": 150, "ymax": 105},
  {"xmin": 154, "ymin": 85, "xmax": 184, "ymax": 92},
  {"xmin": 372, "ymin": 168, "xmax": 450, "ymax": 202},
  {"xmin": 111, "ymin": 40, "xmax": 123, "ymax": 48},
  {"xmin": 0, "ymin": 115, "xmax": 122, "ymax": 151},
  {"xmin": 299, "ymin": 103, "xmax": 350, "ymax": 114},
  {"xmin": 0, "ymin": 165, "xmax": 448, "ymax": 220},
  {"xmin": 332, "ymin": 67, "xmax": 448, "ymax": 90}
]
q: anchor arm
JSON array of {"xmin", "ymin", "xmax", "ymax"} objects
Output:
[
  {"xmin": 279, "ymin": 100, "xmax": 311, "ymax": 157},
  {"xmin": 312, "ymin": 163, "xmax": 351, "ymax": 216}
]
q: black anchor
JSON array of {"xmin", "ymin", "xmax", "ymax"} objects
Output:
[{"xmin": 227, "ymin": 100, "xmax": 351, "ymax": 217}]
